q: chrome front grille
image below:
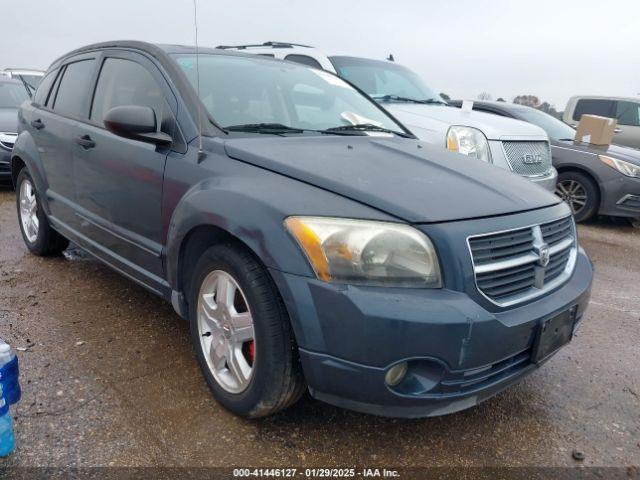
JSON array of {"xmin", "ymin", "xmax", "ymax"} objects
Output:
[
  {"xmin": 468, "ymin": 216, "xmax": 577, "ymax": 306},
  {"xmin": 502, "ymin": 141, "xmax": 552, "ymax": 177}
]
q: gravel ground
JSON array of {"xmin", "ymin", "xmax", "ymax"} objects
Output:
[{"xmin": 0, "ymin": 186, "xmax": 638, "ymax": 469}]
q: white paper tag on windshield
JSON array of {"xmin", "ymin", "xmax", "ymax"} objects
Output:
[{"xmin": 462, "ymin": 100, "xmax": 474, "ymax": 112}]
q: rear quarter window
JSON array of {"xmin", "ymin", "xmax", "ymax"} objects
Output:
[{"xmin": 284, "ymin": 54, "xmax": 323, "ymax": 70}]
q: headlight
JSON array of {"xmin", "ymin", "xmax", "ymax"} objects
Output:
[
  {"xmin": 446, "ymin": 126, "xmax": 492, "ymax": 163},
  {"xmin": 284, "ymin": 217, "xmax": 442, "ymax": 288},
  {"xmin": 599, "ymin": 155, "xmax": 640, "ymax": 178},
  {"xmin": 0, "ymin": 132, "xmax": 17, "ymax": 151}
]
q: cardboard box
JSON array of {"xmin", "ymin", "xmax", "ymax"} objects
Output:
[{"xmin": 574, "ymin": 114, "xmax": 617, "ymax": 146}]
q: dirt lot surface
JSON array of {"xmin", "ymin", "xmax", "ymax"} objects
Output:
[{"xmin": 0, "ymin": 186, "xmax": 638, "ymax": 469}]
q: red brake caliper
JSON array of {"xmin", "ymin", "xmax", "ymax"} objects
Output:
[{"xmin": 248, "ymin": 341, "xmax": 255, "ymax": 364}]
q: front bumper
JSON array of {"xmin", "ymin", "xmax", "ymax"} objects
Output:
[
  {"xmin": 270, "ymin": 248, "xmax": 592, "ymax": 418},
  {"xmin": 599, "ymin": 174, "xmax": 640, "ymax": 219},
  {"xmin": 528, "ymin": 167, "xmax": 558, "ymax": 192}
]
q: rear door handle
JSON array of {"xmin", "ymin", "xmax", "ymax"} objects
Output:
[
  {"xmin": 75, "ymin": 135, "xmax": 96, "ymax": 150},
  {"xmin": 31, "ymin": 119, "xmax": 45, "ymax": 130}
]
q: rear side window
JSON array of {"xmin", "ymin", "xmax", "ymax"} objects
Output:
[
  {"xmin": 33, "ymin": 70, "xmax": 57, "ymax": 106},
  {"xmin": 573, "ymin": 99, "xmax": 616, "ymax": 121},
  {"xmin": 285, "ymin": 54, "xmax": 323, "ymax": 69},
  {"xmin": 90, "ymin": 57, "xmax": 172, "ymax": 132},
  {"xmin": 615, "ymin": 101, "xmax": 640, "ymax": 127},
  {"xmin": 52, "ymin": 60, "xmax": 95, "ymax": 117}
]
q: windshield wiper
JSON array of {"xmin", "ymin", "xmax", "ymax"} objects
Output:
[
  {"xmin": 322, "ymin": 123, "xmax": 412, "ymax": 138},
  {"xmin": 225, "ymin": 123, "xmax": 305, "ymax": 134},
  {"xmin": 372, "ymin": 95, "xmax": 447, "ymax": 105}
]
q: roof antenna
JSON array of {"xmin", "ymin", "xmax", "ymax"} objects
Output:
[{"xmin": 192, "ymin": 0, "xmax": 206, "ymax": 161}]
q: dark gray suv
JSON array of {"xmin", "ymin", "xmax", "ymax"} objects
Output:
[{"xmin": 11, "ymin": 41, "xmax": 593, "ymax": 418}]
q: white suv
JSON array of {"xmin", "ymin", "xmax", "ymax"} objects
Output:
[{"xmin": 219, "ymin": 42, "xmax": 557, "ymax": 191}]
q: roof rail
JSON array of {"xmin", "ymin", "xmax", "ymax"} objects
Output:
[{"xmin": 216, "ymin": 41, "xmax": 312, "ymax": 50}]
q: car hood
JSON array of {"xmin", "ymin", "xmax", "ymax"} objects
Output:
[
  {"xmin": 0, "ymin": 108, "xmax": 19, "ymax": 133},
  {"xmin": 224, "ymin": 136, "xmax": 559, "ymax": 223},
  {"xmin": 555, "ymin": 139, "xmax": 640, "ymax": 166},
  {"xmin": 383, "ymin": 103, "xmax": 548, "ymax": 141}
]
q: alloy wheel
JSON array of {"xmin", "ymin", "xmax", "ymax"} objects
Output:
[
  {"xmin": 19, "ymin": 179, "xmax": 39, "ymax": 243},
  {"xmin": 555, "ymin": 180, "xmax": 587, "ymax": 215},
  {"xmin": 197, "ymin": 270, "xmax": 255, "ymax": 394}
]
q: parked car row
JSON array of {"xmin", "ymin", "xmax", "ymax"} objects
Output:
[
  {"xmin": 9, "ymin": 41, "xmax": 593, "ymax": 419},
  {"xmin": 221, "ymin": 42, "xmax": 640, "ymax": 226},
  {"xmin": 449, "ymin": 100, "xmax": 640, "ymax": 223},
  {"xmin": 220, "ymin": 42, "xmax": 559, "ymax": 191},
  {"xmin": 0, "ymin": 77, "xmax": 30, "ymax": 182}
]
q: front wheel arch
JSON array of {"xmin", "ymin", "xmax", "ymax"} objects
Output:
[{"xmin": 555, "ymin": 168, "xmax": 601, "ymax": 222}]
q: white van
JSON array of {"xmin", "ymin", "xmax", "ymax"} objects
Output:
[{"xmin": 564, "ymin": 96, "xmax": 640, "ymax": 149}]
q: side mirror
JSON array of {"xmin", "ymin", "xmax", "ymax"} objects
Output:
[{"xmin": 104, "ymin": 105, "xmax": 172, "ymax": 146}]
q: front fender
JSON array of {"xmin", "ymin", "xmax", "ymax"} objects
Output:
[
  {"xmin": 165, "ymin": 179, "xmax": 314, "ymax": 288},
  {"xmin": 163, "ymin": 151, "xmax": 398, "ymax": 293},
  {"xmin": 11, "ymin": 130, "xmax": 51, "ymax": 212}
]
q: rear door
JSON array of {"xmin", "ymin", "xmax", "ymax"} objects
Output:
[
  {"xmin": 614, "ymin": 100, "xmax": 640, "ymax": 149},
  {"xmin": 28, "ymin": 56, "xmax": 96, "ymax": 227},
  {"xmin": 73, "ymin": 50, "xmax": 178, "ymax": 286}
]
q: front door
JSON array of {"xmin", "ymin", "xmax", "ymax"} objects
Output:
[{"xmin": 73, "ymin": 52, "xmax": 179, "ymax": 288}]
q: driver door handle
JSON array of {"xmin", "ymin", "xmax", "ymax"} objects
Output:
[
  {"xmin": 75, "ymin": 134, "xmax": 96, "ymax": 150},
  {"xmin": 31, "ymin": 119, "xmax": 45, "ymax": 130}
]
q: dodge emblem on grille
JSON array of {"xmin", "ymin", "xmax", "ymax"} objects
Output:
[
  {"xmin": 522, "ymin": 153, "xmax": 543, "ymax": 164},
  {"xmin": 538, "ymin": 244, "xmax": 550, "ymax": 267}
]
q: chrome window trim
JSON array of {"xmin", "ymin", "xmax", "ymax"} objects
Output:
[{"xmin": 467, "ymin": 215, "xmax": 577, "ymax": 308}]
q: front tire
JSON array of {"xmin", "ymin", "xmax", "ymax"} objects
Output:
[
  {"xmin": 15, "ymin": 168, "xmax": 69, "ymax": 256},
  {"xmin": 188, "ymin": 243, "xmax": 305, "ymax": 418},
  {"xmin": 555, "ymin": 171, "xmax": 599, "ymax": 222}
]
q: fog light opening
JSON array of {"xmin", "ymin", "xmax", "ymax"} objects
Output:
[{"xmin": 385, "ymin": 362, "xmax": 408, "ymax": 387}]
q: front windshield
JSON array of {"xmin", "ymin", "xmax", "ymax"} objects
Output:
[
  {"xmin": 329, "ymin": 56, "xmax": 445, "ymax": 104},
  {"xmin": 0, "ymin": 82, "xmax": 29, "ymax": 108},
  {"xmin": 173, "ymin": 54, "xmax": 405, "ymax": 134},
  {"xmin": 514, "ymin": 107, "xmax": 576, "ymax": 141}
]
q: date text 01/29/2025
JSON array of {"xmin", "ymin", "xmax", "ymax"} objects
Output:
[{"xmin": 233, "ymin": 468, "xmax": 400, "ymax": 478}]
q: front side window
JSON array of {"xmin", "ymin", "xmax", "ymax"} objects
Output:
[
  {"xmin": 90, "ymin": 57, "xmax": 172, "ymax": 132},
  {"xmin": 173, "ymin": 54, "xmax": 404, "ymax": 134},
  {"xmin": 52, "ymin": 60, "xmax": 95, "ymax": 117},
  {"xmin": 573, "ymin": 99, "xmax": 616, "ymax": 122},
  {"xmin": 615, "ymin": 101, "xmax": 640, "ymax": 127},
  {"xmin": 0, "ymin": 81, "xmax": 29, "ymax": 108},
  {"xmin": 329, "ymin": 56, "xmax": 445, "ymax": 104}
]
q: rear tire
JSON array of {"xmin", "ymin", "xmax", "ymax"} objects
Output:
[
  {"xmin": 188, "ymin": 243, "xmax": 305, "ymax": 418},
  {"xmin": 555, "ymin": 171, "xmax": 599, "ymax": 223},
  {"xmin": 15, "ymin": 168, "xmax": 69, "ymax": 256}
]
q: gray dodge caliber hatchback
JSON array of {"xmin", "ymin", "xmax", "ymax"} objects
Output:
[{"xmin": 12, "ymin": 42, "xmax": 593, "ymax": 418}]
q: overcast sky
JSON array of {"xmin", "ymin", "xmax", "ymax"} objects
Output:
[{"xmin": 3, "ymin": 0, "xmax": 638, "ymax": 108}]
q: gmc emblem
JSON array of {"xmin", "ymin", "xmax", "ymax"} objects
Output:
[{"xmin": 522, "ymin": 153, "xmax": 543, "ymax": 164}]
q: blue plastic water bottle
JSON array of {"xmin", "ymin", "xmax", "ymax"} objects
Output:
[
  {"xmin": 0, "ymin": 341, "xmax": 19, "ymax": 457},
  {"xmin": 0, "ymin": 385, "xmax": 14, "ymax": 456},
  {"xmin": 0, "ymin": 342, "xmax": 21, "ymax": 405}
]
